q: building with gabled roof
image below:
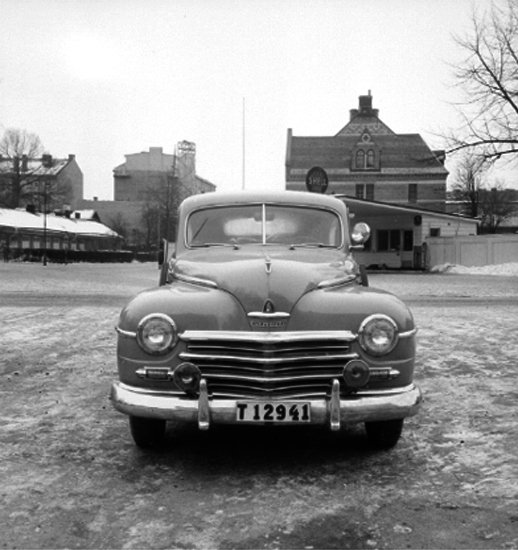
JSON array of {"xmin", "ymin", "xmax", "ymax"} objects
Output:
[
  {"xmin": 285, "ymin": 92, "xmax": 448, "ymax": 211},
  {"xmin": 0, "ymin": 153, "xmax": 84, "ymax": 210}
]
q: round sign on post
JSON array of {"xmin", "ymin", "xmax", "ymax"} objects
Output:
[{"xmin": 305, "ymin": 166, "xmax": 329, "ymax": 194}]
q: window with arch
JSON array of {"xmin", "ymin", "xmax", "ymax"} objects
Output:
[
  {"xmin": 354, "ymin": 148, "xmax": 378, "ymax": 170},
  {"xmin": 356, "ymin": 150, "xmax": 365, "ymax": 169}
]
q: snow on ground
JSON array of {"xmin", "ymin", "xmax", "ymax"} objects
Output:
[{"xmin": 431, "ymin": 262, "xmax": 518, "ymax": 276}]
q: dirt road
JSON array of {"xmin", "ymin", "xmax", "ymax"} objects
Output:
[{"xmin": 1, "ymin": 263, "xmax": 517, "ymax": 549}]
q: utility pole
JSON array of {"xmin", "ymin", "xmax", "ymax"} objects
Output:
[{"xmin": 242, "ymin": 97, "xmax": 246, "ymax": 190}]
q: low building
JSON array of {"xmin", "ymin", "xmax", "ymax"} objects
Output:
[
  {"xmin": 339, "ymin": 195, "xmax": 478, "ymax": 269},
  {"xmin": 0, "ymin": 207, "xmax": 121, "ymax": 259}
]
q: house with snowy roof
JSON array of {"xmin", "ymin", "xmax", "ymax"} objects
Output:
[{"xmin": 0, "ymin": 207, "xmax": 121, "ymax": 260}]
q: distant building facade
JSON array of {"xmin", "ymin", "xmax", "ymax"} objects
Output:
[
  {"xmin": 0, "ymin": 153, "xmax": 84, "ymax": 210},
  {"xmin": 285, "ymin": 92, "xmax": 448, "ymax": 211},
  {"xmin": 80, "ymin": 141, "xmax": 217, "ymax": 247},
  {"xmin": 113, "ymin": 142, "xmax": 216, "ymax": 201}
]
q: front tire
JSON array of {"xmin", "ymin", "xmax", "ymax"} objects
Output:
[
  {"xmin": 365, "ymin": 418, "xmax": 404, "ymax": 449},
  {"xmin": 129, "ymin": 416, "xmax": 166, "ymax": 448}
]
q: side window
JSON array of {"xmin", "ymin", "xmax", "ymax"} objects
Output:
[
  {"xmin": 403, "ymin": 230, "xmax": 414, "ymax": 251},
  {"xmin": 366, "ymin": 183, "xmax": 374, "ymax": 201},
  {"xmin": 377, "ymin": 230, "xmax": 402, "ymax": 251},
  {"xmin": 356, "ymin": 150, "xmax": 365, "ymax": 169},
  {"xmin": 355, "ymin": 184, "xmax": 364, "ymax": 198},
  {"xmin": 366, "ymin": 150, "xmax": 375, "ymax": 168},
  {"xmin": 377, "ymin": 230, "xmax": 389, "ymax": 251},
  {"xmin": 408, "ymin": 184, "xmax": 418, "ymax": 203},
  {"xmin": 390, "ymin": 230, "xmax": 401, "ymax": 251},
  {"xmin": 430, "ymin": 227, "xmax": 441, "ymax": 237}
]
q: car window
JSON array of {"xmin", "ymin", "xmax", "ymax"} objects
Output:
[{"xmin": 187, "ymin": 204, "xmax": 342, "ymax": 247}]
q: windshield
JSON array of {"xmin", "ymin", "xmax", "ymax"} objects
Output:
[{"xmin": 186, "ymin": 204, "xmax": 342, "ymax": 247}]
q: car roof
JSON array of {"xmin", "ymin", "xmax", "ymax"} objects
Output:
[{"xmin": 180, "ymin": 190, "xmax": 347, "ymax": 212}]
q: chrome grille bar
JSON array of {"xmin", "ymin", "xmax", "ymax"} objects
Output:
[
  {"xmin": 180, "ymin": 330, "xmax": 356, "ymax": 399},
  {"xmin": 179, "ymin": 351, "xmax": 356, "ymax": 365}
]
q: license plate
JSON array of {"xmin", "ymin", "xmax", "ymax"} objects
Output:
[{"xmin": 236, "ymin": 401, "xmax": 311, "ymax": 423}]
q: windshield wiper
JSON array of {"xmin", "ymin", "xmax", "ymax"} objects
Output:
[
  {"xmin": 289, "ymin": 243, "xmax": 337, "ymax": 249},
  {"xmin": 192, "ymin": 243, "xmax": 240, "ymax": 249}
]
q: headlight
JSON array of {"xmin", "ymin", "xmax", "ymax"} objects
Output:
[
  {"xmin": 137, "ymin": 313, "xmax": 177, "ymax": 355},
  {"xmin": 358, "ymin": 314, "xmax": 399, "ymax": 356}
]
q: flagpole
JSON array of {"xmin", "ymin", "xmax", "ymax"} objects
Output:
[{"xmin": 242, "ymin": 97, "xmax": 246, "ymax": 190}]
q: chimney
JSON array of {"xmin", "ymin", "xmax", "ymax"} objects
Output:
[
  {"xmin": 360, "ymin": 90, "xmax": 379, "ymax": 114},
  {"xmin": 68, "ymin": 154, "xmax": 75, "ymax": 161},
  {"xmin": 26, "ymin": 204, "xmax": 36, "ymax": 214},
  {"xmin": 41, "ymin": 154, "xmax": 53, "ymax": 167}
]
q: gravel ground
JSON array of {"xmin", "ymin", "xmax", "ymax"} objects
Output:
[{"xmin": 1, "ymin": 262, "xmax": 518, "ymax": 549}]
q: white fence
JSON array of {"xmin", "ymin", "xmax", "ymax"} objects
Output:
[{"xmin": 426, "ymin": 235, "xmax": 518, "ymax": 268}]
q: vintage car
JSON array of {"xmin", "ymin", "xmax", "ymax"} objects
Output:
[{"xmin": 111, "ymin": 190, "xmax": 421, "ymax": 449}]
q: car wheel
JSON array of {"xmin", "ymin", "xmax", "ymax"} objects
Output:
[
  {"xmin": 129, "ymin": 416, "xmax": 166, "ymax": 448},
  {"xmin": 365, "ymin": 418, "xmax": 404, "ymax": 449}
]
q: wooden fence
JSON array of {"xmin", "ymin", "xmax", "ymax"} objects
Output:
[{"xmin": 426, "ymin": 235, "xmax": 518, "ymax": 269}]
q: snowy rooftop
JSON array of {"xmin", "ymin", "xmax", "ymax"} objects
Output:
[{"xmin": 0, "ymin": 208, "xmax": 120, "ymax": 238}]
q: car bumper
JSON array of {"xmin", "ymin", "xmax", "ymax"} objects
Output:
[{"xmin": 111, "ymin": 380, "xmax": 422, "ymax": 431}]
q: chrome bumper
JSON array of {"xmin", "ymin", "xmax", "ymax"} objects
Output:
[{"xmin": 111, "ymin": 379, "xmax": 422, "ymax": 431}]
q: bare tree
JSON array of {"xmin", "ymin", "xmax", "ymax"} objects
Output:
[
  {"xmin": 0, "ymin": 128, "xmax": 44, "ymax": 158},
  {"xmin": 0, "ymin": 128, "xmax": 73, "ymax": 210},
  {"xmin": 450, "ymin": 152, "xmax": 489, "ymax": 217},
  {"xmin": 479, "ymin": 180, "xmax": 518, "ymax": 232},
  {"xmin": 141, "ymin": 173, "xmax": 193, "ymax": 248},
  {"xmin": 446, "ymin": 0, "xmax": 518, "ymax": 164},
  {"xmin": 105, "ymin": 212, "xmax": 129, "ymax": 243}
]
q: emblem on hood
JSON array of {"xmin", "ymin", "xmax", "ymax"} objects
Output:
[{"xmin": 248, "ymin": 299, "xmax": 290, "ymax": 330}]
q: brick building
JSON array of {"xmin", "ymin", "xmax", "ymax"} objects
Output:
[{"xmin": 285, "ymin": 92, "xmax": 448, "ymax": 211}]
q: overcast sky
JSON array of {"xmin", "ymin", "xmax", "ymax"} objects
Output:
[{"xmin": 1, "ymin": 0, "xmax": 514, "ymax": 199}]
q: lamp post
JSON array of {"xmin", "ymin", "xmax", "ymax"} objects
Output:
[{"xmin": 43, "ymin": 180, "xmax": 48, "ymax": 267}]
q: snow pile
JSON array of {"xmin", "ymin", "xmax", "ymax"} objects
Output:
[{"xmin": 431, "ymin": 262, "xmax": 518, "ymax": 276}]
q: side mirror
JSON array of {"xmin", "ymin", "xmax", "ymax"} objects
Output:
[{"xmin": 351, "ymin": 222, "xmax": 371, "ymax": 248}]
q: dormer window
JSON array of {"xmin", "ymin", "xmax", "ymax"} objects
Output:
[
  {"xmin": 352, "ymin": 138, "xmax": 380, "ymax": 170},
  {"xmin": 354, "ymin": 148, "xmax": 378, "ymax": 170}
]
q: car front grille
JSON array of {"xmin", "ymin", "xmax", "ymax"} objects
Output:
[{"xmin": 179, "ymin": 330, "xmax": 357, "ymax": 399}]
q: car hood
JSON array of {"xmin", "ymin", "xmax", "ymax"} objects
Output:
[{"xmin": 171, "ymin": 246, "xmax": 358, "ymax": 314}]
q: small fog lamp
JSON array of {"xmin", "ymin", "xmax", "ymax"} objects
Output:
[
  {"xmin": 173, "ymin": 363, "xmax": 202, "ymax": 393},
  {"xmin": 343, "ymin": 360, "xmax": 370, "ymax": 388}
]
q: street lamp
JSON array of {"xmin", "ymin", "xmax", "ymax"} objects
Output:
[{"xmin": 42, "ymin": 180, "xmax": 48, "ymax": 267}]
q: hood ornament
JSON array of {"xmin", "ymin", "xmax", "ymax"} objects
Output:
[
  {"xmin": 265, "ymin": 255, "xmax": 272, "ymax": 274},
  {"xmin": 263, "ymin": 299, "xmax": 275, "ymax": 314}
]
